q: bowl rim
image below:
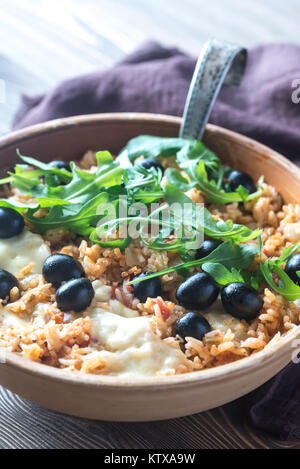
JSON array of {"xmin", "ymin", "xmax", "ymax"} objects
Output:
[{"xmin": 1, "ymin": 111, "xmax": 300, "ymax": 389}]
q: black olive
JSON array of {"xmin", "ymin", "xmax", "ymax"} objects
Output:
[
  {"xmin": 175, "ymin": 312, "xmax": 211, "ymax": 341},
  {"xmin": 285, "ymin": 253, "xmax": 300, "ymax": 285},
  {"xmin": 132, "ymin": 273, "xmax": 162, "ymax": 303},
  {"xmin": 0, "ymin": 207, "xmax": 25, "ymax": 239},
  {"xmin": 0, "ymin": 269, "xmax": 19, "ymax": 300},
  {"xmin": 48, "ymin": 160, "xmax": 71, "ymax": 172},
  {"xmin": 195, "ymin": 239, "xmax": 222, "ymax": 260},
  {"xmin": 221, "ymin": 282, "xmax": 263, "ymax": 320},
  {"xmin": 139, "ymin": 159, "xmax": 164, "ymax": 173},
  {"xmin": 176, "ymin": 272, "xmax": 219, "ymax": 310},
  {"xmin": 56, "ymin": 278, "xmax": 94, "ymax": 312},
  {"xmin": 227, "ymin": 170, "xmax": 256, "ymax": 194},
  {"xmin": 42, "ymin": 254, "xmax": 85, "ymax": 288}
]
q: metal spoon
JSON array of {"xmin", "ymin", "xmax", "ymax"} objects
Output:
[{"xmin": 179, "ymin": 38, "xmax": 247, "ymax": 140}]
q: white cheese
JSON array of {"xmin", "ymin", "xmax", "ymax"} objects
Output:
[
  {"xmin": 203, "ymin": 311, "xmax": 242, "ymax": 333},
  {"xmin": 92, "ymin": 280, "xmax": 112, "ymax": 302},
  {"xmin": 92, "ymin": 281, "xmax": 137, "ymax": 317},
  {"xmin": 0, "ymin": 308, "xmax": 28, "ymax": 328},
  {"xmin": 0, "ymin": 302, "xmax": 50, "ymax": 328},
  {"xmin": 0, "ymin": 230, "xmax": 50, "ymax": 275},
  {"xmin": 90, "ymin": 307, "xmax": 186, "ymax": 377},
  {"xmin": 203, "ymin": 299, "xmax": 247, "ymax": 339},
  {"xmin": 31, "ymin": 303, "xmax": 50, "ymax": 327},
  {"xmin": 110, "ymin": 300, "xmax": 139, "ymax": 318}
]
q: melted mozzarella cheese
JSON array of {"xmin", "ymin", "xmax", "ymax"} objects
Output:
[
  {"xmin": 0, "ymin": 230, "xmax": 50, "ymax": 275},
  {"xmin": 90, "ymin": 307, "xmax": 186, "ymax": 377},
  {"xmin": 0, "ymin": 302, "xmax": 49, "ymax": 328},
  {"xmin": 0, "ymin": 308, "xmax": 28, "ymax": 328},
  {"xmin": 203, "ymin": 299, "xmax": 247, "ymax": 339},
  {"xmin": 92, "ymin": 280, "xmax": 112, "ymax": 302}
]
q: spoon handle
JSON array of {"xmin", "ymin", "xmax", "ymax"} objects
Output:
[{"xmin": 179, "ymin": 39, "xmax": 247, "ymax": 140}]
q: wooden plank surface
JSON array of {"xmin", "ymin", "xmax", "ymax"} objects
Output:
[
  {"xmin": 0, "ymin": 387, "xmax": 299, "ymax": 449},
  {"xmin": 0, "ymin": 0, "xmax": 299, "ymax": 449}
]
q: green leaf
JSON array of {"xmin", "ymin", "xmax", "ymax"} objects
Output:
[
  {"xmin": 118, "ymin": 135, "xmax": 194, "ymax": 161},
  {"xmin": 37, "ymin": 198, "xmax": 71, "ymax": 208},
  {"xmin": 164, "ymin": 183, "xmax": 261, "ymax": 243},
  {"xmin": 0, "ymin": 176, "xmax": 12, "ymax": 184},
  {"xmin": 17, "ymin": 150, "xmax": 55, "ymax": 170},
  {"xmin": 32, "ymin": 163, "xmax": 123, "ymax": 205},
  {"xmin": 128, "ymin": 241, "xmax": 258, "ymax": 285},
  {"xmin": 201, "ymin": 208, "xmax": 262, "ymax": 242},
  {"xmin": 242, "ymin": 270, "xmax": 264, "ymax": 290},
  {"xmin": 273, "ymin": 240, "xmax": 300, "ymax": 266},
  {"xmin": 258, "ymin": 235, "xmax": 300, "ymax": 299},
  {"xmin": 260, "ymin": 260, "xmax": 300, "ymax": 301},
  {"xmin": 191, "ymin": 161, "xmax": 263, "ymax": 205},
  {"xmin": 202, "ymin": 263, "xmax": 244, "ymax": 285},
  {"xmin": 25, "ymin": 192, "xmax": 109, "ymax": 235},
  {"xmin": 236, "ymin": 185, "xmax": 250, "ymax": 201},
  {"xmin": 89, "ymin": 228, "xmax": 131, "ymax": 250},
  {"xmin": 3, "ymin": 142, "xmax": 262, "ymax": 270},
  {"xmin": 17, "ymin": 149, "xmax": 72, "ymax": 184},
  {"xmin": 96, "ymin": 150, "xmax": 114, "ymax": 166},
  {"xmin": 0, "ymin": 198, "xmax": 38, "ymax": 212},
  {"xmin": 165, "ymin": 168, "xmax": 192, "ymax": 192}
]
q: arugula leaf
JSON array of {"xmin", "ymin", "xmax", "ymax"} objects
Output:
[
  {"xmin": 16, "ymin": 150, "xmax": 72, "ymax": 184},
  {"xmin": 202, "ymin": 263, "xmax": 244, "ymax": 285},
  {"xmin": 25, "ymin": 192, "xmax": 109, "ymax": 235},
  {"xmin": 260, "ymin": 260, "xmax": 300, "ymax": 301},
  {"xmin": 242, "ymin": 269, "xmax": 264, "ymax": 290},
  {"xmin": 0, "ymin": 198, "xmax": 38, "ymax": 212},
  {"xmin": 118, "ymin": 135, "xmax": 196, "ymax": 161},
  {"xmin": 36, "ymin": 198, "xmax": 71, "ymax": 208},
  {"xmin": 273, "ymin": 240, "xmax": 300, "ymax": 266},
  {"xmin": 125, "ymin": 163, "xmax": 164, "ymax": 204},
  {"xmin": 128, "ymin": 241, "xmax": 258, "ymax": 284},
  {"xmin": 165, "ymin": 168, "xmax": 192, "ymax": 192},
  {"xmin": 257, "ymin": 235, "xmax": 300, "ymax": 300},
  {"xmin": 123, "ymin": 135, "xmax": 263, "ymax": 205},
  {"xmin": 176, "ymin": 141, "xmax": 220, "ymax": 173},
  {"xmin": 1, "ymin": 140, "xmax": 262, "ymax": 284},
  {"xmin": 201, "ymin": 262, "xmax": 262, "ymax": 290},
  {"xmin": 187, "ymin": 160, "xmax": 263, "ymax": 205},
  {"xmin": 202, "ymin": 208, "xmax": 261, "ymax": 242},
  {"xmin": 10, "ymin": 150, "xmax": 124, "ymax": 206},
  {"xmin": 35, "ymin": 165, "xmax": 123, "ymax": 205},
  {"xmin": 164, "ymin": 183, "xmax": 261, "ymax": 243},
  {"xmin": 89, "ymin": 228, "xmax": 131, "ymax": 250},
  {"xmin": 119, "ymin": 135, "xmax": 221, "ymax": 182}
]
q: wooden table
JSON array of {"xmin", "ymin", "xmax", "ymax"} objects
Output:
[{"xmin": 0, "ymin": 0, "xmax": 299, "ymax": 449}]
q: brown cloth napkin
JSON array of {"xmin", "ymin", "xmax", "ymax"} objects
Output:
[{"xmin": 13, "ymin": 41, "xmax": 300, "ymax": 439}]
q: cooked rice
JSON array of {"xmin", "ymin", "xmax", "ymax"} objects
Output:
[{"xmin": 0, "ymin": 150, "xmax": 299, "ymax": 376}]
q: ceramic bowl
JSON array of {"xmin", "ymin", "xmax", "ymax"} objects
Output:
[{"xmin": 0, "ymin": 113, "xmax": 299, "ymax": 421}]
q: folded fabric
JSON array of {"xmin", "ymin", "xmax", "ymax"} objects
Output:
[
  {"xmin": 245, "ymin": 361, "xmax": 300, "ymax": 440},
  {"xmin": 13, "ymin": 41, "xmax": 300, "ymax": 163},
  {"xmin": 12, "ymin": 41, "xmax": 300, "ymax": 439}
]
